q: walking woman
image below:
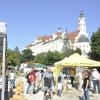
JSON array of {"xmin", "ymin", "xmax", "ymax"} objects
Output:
[
  {"xmin": 26, "ymin": 71, "xmax": 34, "ymax": 95},
  {"xmin": 57, "ymin": 76, "xmax": 63, "ymax": 97},
  {"xmin": 82, "ymin": 71, "xmax": 90, "ymax": 100}
]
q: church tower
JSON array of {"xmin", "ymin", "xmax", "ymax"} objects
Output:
[{"xmin": 78, "ymin": 11, "xmax": 88, "ymax": 37}]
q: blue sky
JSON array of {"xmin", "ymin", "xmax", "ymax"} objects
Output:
[{"xmin": 0, "ymin": 0, "xmax": 100, "ymax": 50}]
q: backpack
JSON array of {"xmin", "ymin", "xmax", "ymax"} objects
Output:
[
  {"xmin": 25, "ymin": 73, "xmax": 31, "ymax": 84},
  {"xmin": 25, "ymin": 73, "xmax": 29, "ymax": 79},
  {"xmin": 26, "ymin": 73, "xmax": 34, "ymax": 84},
  {"xmin": 28, "ymin": 73, "xmax": 34, "ymax": 82}
]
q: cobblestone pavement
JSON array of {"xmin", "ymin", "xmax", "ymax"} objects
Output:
[{"xmin": 16, "ymin": 76, "xmax": 100, "ymax": 100}]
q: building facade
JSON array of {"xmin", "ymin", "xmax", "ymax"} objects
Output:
[{"xmin": 26, "ymin": 12, "xmax": 91, "ymax": 56}]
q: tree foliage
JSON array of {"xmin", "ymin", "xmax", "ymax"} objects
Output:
[
  {"xmin": 63, "ymin": 49, "xmax": 75, "ymax": 57},
  {"xmin": 90, "ymin": 28, "xmax": 100, "ymax": 61},
  {"xmin": 20, "ymin": 49, "xmax": 35, "ymax": 63},
  {"xmin": 46, "ymin": 51, "xmax": 63, "ymax": 65},
  {"xmin": 15, "ymin": 46, "xmax": 20, "ymax": 53},
  {"xmin": 34, "ymin": 51, "xmax": 62, "ymax": 66},
  {"xmin": 34, "ymin": 53, "xmax": 48, "ymax": 65},
  {"xmin": 75, "ymin": 48, "xmax": 82, "ymax": 55},
  {"xmin": 7, "ymin": 48, "xmax": 20, "ymax": 66}
]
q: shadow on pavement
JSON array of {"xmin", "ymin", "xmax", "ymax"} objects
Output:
[{"xmin": 43, "ymin": 95, "xmax": 51, "ymax": 100}]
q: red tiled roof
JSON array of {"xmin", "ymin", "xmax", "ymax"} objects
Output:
[
  {"xmin": 55, "ymin": 32, "xmax": 62, "ymax": 36},
  {"xmin": 54, "ymin": 32, "xmax": 62, "ymax": 38},
  {"xmin": 38, "ymin": 35, "xmax": 52, "ymax": 42},
  {"xmin": 36, "ymin": 30, "xmax": 79, "ymax": 43},
  {"xmin": 67, "ymin": 30, "xmax": 80, "ymax": 42}
]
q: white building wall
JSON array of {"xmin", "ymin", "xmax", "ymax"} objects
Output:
[
  {"xmin": 42, "ymin": 39, "xmax": 64, "ymax": 53},
  {"xmin": 28, "ymin": 38, "xmax": 91, "ymax": 56},
  {"xmin": 28, "ymin": 37, "xmax": 91, "ymax": 56},
  {"xmin": 28, "ymin": 38, "xmax": 64, "ymax": 56},
  {"xmin": 29, "ymin": 42, "xmax": 43, "ymax": 56},
  {"xmin": 73, "ymin": 42, "xmax": 90, "ymax": 55}
]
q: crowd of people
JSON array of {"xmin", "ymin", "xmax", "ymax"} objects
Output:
[
  {"xmin": 25, "ymin": 67, "xmax": 56, "ymax": 99},
  {"xmin": 8, "ymin": 66, "xmax": 100, "ymax": 100},
  {"xmin": 74, "ymin": 68, "xmax": 100, "ymax": 100}
]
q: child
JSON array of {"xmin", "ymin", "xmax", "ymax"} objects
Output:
[{"xmin": 57, "ymin": 76, "xmax": 63, "ymax": 97}]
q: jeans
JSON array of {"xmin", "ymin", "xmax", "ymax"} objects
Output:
[
  {"xmin": 13, "ymin": 78, "xmax": 16, "ymax": 88},
  {"xmin": 10, "ymin": 79, "xmax": 14, "ymax": 89},
  {"xmin": 71, "ymin": 77, "xmax": 74, "ymax": 87},
  {"xmin": 26, "ymin": 82, "xmax": 33, "ymax": 94},
  {"xmin": 82, "ymin": 88, "xmax": 90, "ymax": 100},
  {"xmin": 58, "ymin": 89, "xmax": 62, "ymax": 97},
  {"xmin": 93, "ymin": 80, "xmax": 100, "ymax": 93}
]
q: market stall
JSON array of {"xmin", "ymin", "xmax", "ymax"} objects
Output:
[{"xmin": 53, "ymin": 53, "xmax": 100, "ymax": 91}]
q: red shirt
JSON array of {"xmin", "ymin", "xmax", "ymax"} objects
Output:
[{"xmin": 31, "ymin": 70, "xmax": 36, "ymax": 81}]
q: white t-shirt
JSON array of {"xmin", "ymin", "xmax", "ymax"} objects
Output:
[
  {"xmin": 9, "ymin": 72, "xmax": 15, "ymax": 80},
  {"xmin": 58, "ymin": 83, "xmax": 63, "ymax": 90},
  {"xmin": 77, "ymin": 72, "xmax": 83, "ymax": 79},
  {"xmin": 92, "ymin": 71, "xmax": 100, "ymax": 80},
  {"xmin": 37, "ymin": 71, "xmax": 42, "ymax": 81}
]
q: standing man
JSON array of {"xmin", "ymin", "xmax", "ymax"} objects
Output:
[
  {"xmin": 44, "ymin": 67, "xmax": 53, "ymax": 100},
  {"xmin": 9, "ymin": 69, "xmax": 15, "ymax": 89},
  {"xmin": 70, "ymin": 68, "xmax": 76, "ymax": 87},
  {"xmin": 75, "ymin": 70, "xmax": 83, "ymax": 92},
  {"xmin": 92, "ymin": 68, "xmax": 100, "ymax": 93},
  {"xmin": 44, "ymin": 67, "xmax": 53, "ymax": 88}
]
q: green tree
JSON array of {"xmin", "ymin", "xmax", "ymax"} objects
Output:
[
  {"xmin": 15, "ymin": 46, "xmax": 20, "ymax": 53},
  {"xmin": 14, "ymin": 47, "xmax": 20, "ymax": 65},
  {"xmin": 90, "ymin": 28, "xmax": 100, "ymax": 61},
  {"xmin": 53, "ymin": 51, "xmax": 63, "ymax": 62},
  {"xmin": 75, "ymin": 48, "xmax": 82, "ymax": 55},
  {"xmin": 7, "ymin": 49, "xmax": 20, "ymax": 66},
  {"xmin": 34, "ymin": 53, "xmax": 48, "ymax": 64},
  {"xmin": 34, "ymin": 51, "xmax": 62, "ymax": 66},
  {"xmin": 63, "ymin": 49, "xmax": 75, "ymax": 57},
  {"xmin": 46, "ymin": 51, "xmax": 63, "ymax": 65},
  {"xmin": 20, "ymin": 49, "xmax": 35, "ymax": 63}
]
